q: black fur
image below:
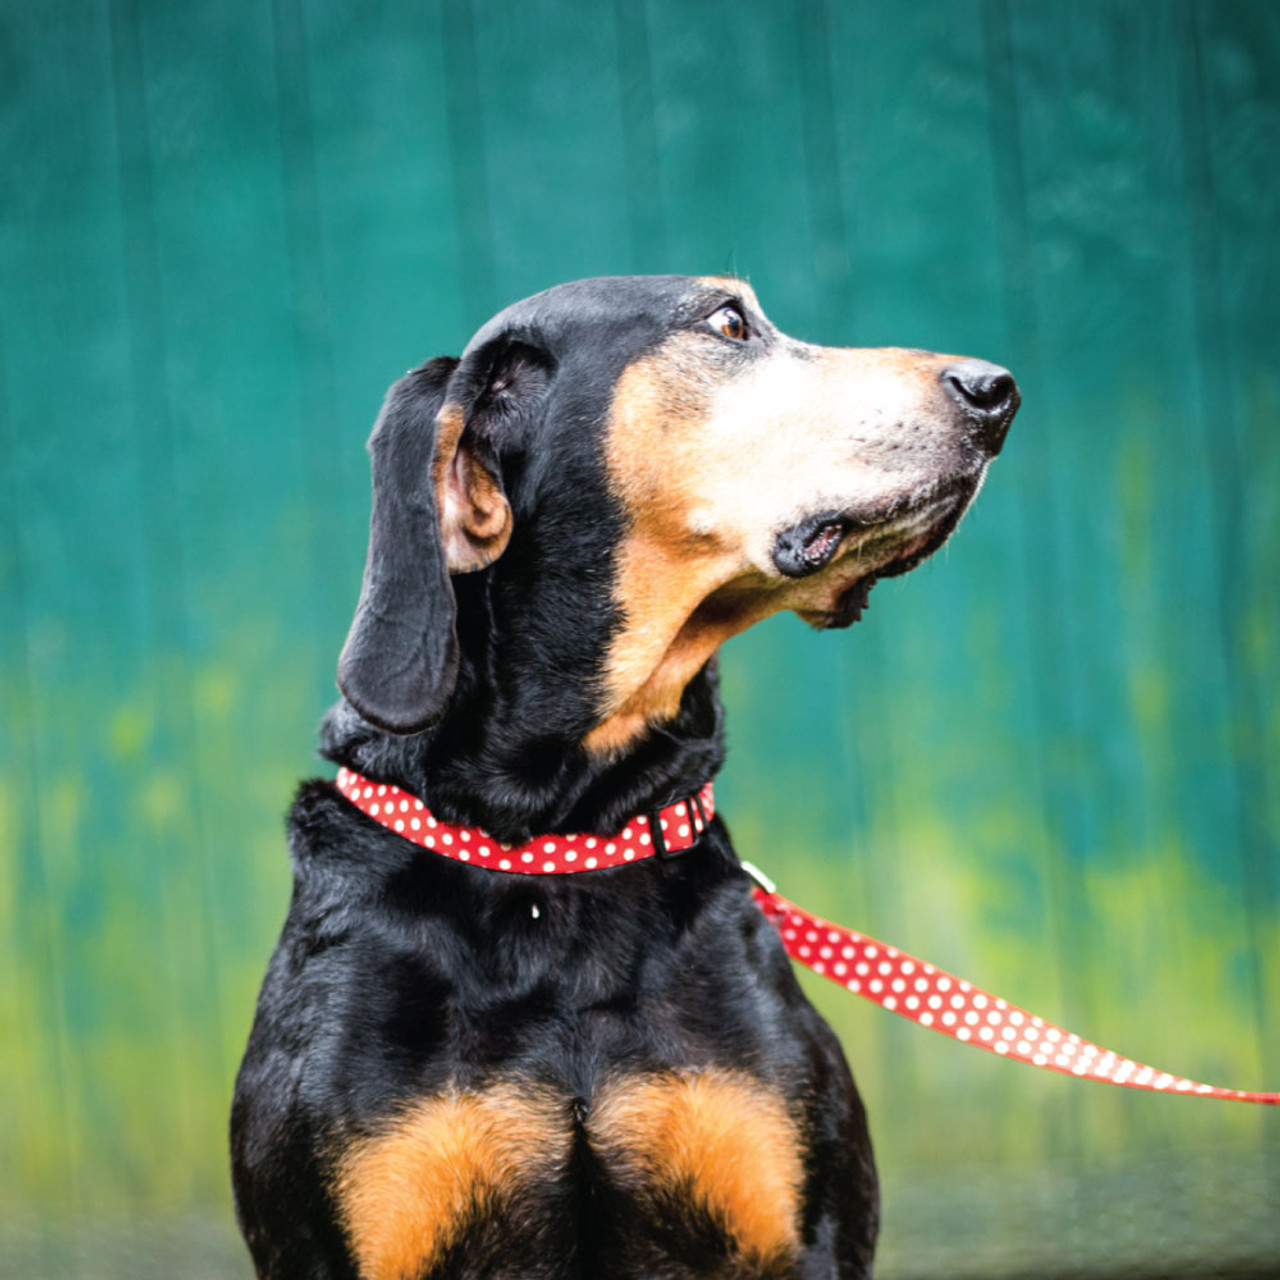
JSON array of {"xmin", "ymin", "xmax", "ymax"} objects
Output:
[{"xmin": 233, "ymin": 277, "xmax": 895, "ymax": 1280}]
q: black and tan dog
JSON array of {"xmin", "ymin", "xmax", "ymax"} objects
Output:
[{"xmin": 231, "ymin": 275, "xmax": 1017, "ymax": 1279}]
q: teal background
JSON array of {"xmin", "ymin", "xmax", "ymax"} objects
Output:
[{"xmin": 2, "ymin": 1, "xmax": 1278, "ymax": 1276}]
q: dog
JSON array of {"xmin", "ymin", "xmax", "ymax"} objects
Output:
[{"xmin": 231, "ymin": 274, "xmax": 1018, "ymax": 1279}]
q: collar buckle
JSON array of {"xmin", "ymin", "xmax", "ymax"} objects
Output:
[{"xmin": 648, "ymin": 792, "xmax": 710, "ymax": 859}]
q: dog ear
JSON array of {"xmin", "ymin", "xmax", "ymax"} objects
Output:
[
  {"xmin": 337, "ymin": 341, "xmax": 550, "ymax": 735},
  {"xmin": 337, "ymin": 357, "xmax": 468, "ymax": 735}
]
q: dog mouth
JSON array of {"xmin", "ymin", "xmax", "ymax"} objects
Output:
[{"xmin": 776, "ymin": 478, "xmax": 977, "ymax": 629}]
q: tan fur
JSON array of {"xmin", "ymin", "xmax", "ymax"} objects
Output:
[
  {"xmin": 335, "ymin": 1083, "xmax": 568, "ymax": 1280},
  {"xmin": 590, "ymin": 1070, "xmax": 804, "ymax": 1263},
  {"xmin": 590, "ymin": 288, "xmax": 966, "ymax": 754}
]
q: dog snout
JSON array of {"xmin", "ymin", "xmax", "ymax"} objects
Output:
[{"xmin": 940, "ymin": 359, "xmax": 1019, "ymax": 455}]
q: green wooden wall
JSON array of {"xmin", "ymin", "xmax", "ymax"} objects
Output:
[{"xmin": 2, "ymin": 1, "xmax": 1277, "ymax": 1276}]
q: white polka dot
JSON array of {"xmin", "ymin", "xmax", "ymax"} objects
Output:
[
  {"xmin": 521, "ymin": 851, "xmax": 534, "ymax": 864},
  {"xmin": 544, "ymin": 841, "xmax": 556, "ymax": 854},
  {"xmin": 441, "ymin": 833, "xmax": 453, "ymax": 846},
  {"xmin": 377, "ymin": 786, "xmax": 387, "ymax": 797},
  {"xmin": 363, "ymin": 788, "xmax": 373, "ymax": 799},
  {"xmin": 942, "ymin": 1011, "xmax": 957, "ymax": 1027},
  {"xmin": 414, "ymin": 799, "xmax": 424, "ymax": 811},
  {"xmin": 1032, "ymin": 1053, "xmax": 1048, "ymax": 1066},
  {"xmin": 460, "ymin": 850, "xmax": 470, "ymax": 861},
  {"xmin": 425, "ymin": 835, "xmax": 435, "ymax": 848},
  {"xmin": 979, "ymin": 1026, "xmax": 994, "ymax": 1041},
  {"xmin": 460, "ymin": 831, "xmax": 470, "ymax": 842},
  {"xmin": 834, "ymin": 962, "xmax": 847, "ymax": 976},
  {"xmin": 951, "ymin": 994, "xmax": 966, "ymax": 1010},
  {"xmin": 622, "ymin": 827, "xmax": 633, "ymax": 839},
  {"xmin": 842, "ymin": 946, "xmax": 855, "ymax": 960},
  {"xmin": 891, "ymin": 979, "xmax": 905, "ymax": 993},
  {"xmin": 878, "ymin": 961, "xmax": 892, "ymax": 976},
  {"xmin": 411, "ymin": 817, "xmax": 421, "ymax": 831},
  {"xmin": 639, "ymin": 832, "xmax": 650, "ymax": 845},
  {"xmin": 1010, "ymin": 1011, "xmax": 1024, "ymax": 1026},
  {"xmin": 543, "ymin": 861, "xmax": 556, "ymax": 872},
  {"xmin": 605, "ymin": 843, "xmax": 616, "ymax": 855},
  {"xmin": 902, "ymin": 961, "xmax": 915, "ymax": 975},
  {"xmin": 866, "ymin": 945, "xmax": 878, "ymax": 958},
  {"xmin": 369, "ymin": 803, "xmax": 380, "ymax": 816},
  {"xmin": 394, "ymin": 819, "xmax": 404, "ymax": 832},
  {"xmin": 937, "ymin": 977, "xmax": 951, "ymax": 992},
  {"xmin": 928, "ymin": 995, "xmax": 942, "ymax": 1010},
  {"xmin": 400, "ymin": 800, "xmax": 409, "ymax": 813},
  {"xmin": 920, "ymin": 1012, "xmax": 934, "ymax": 1026},
  {"xmin": 964, "ymin": 1011, "xmax": 980, "ymax": 1026},
  {"xmin": 623, "ymin": 848, "xmax": 635, "ymax": 861},
  {"xmin": 995, "ymin": 1043, "xmax": 1008, "ymax": 1054},
  {"xmin": 678, "ymin": 824, "xmax": 690, "ymax": 838},
  {"xmin": 1016, "ymin": 1040, "xmax": 1031, "ymax": 1055},
  {"xmin": 846, "ymin": 979, "xmax": 861, "ymax": 993},
  {"xmin": 973, "ymin": 994, "xmax": 988, "ymax": 1009},
  {"xmin": 884, "ymin": 996, "xmax": 897, "ymax": 1011},
  {"xmin": 499, "ymin": 859, "xmax": 511, "ymax": 870},
  {"xmin": 856, "ymin": 962, "xmax": 870, "ymax": 977},
  {"xmin": 869, "ymin": 979, "xmax": 883, "ymax": 993},
  {"xmin": 987, "ymin": 1010, "xmax": 1002, "ymax": 1025},
  {"xmin": 957, "ymin": 1027, "xmax": 971, "ymax": 1041},
  {"xmin": 915, "ymin": 978, "xmax": 929, "ymax": 993},
  {"xmin": 565, "ymin": 850, "xmax": 577, "ymax": 862},
  {"xmin": 586, "ymin": 857, "xmax": 598, "ymax": 869},
  {"xmin": 479, "ymin": 845, "xmax": 490, "ymax": 856},
  {"xmin": 906, "ymin": 995, "xmax": 919, "ymax": 1010},
  {"xmin": 586, "ymin": 837, "xmax": 597, "ymax": 848}
]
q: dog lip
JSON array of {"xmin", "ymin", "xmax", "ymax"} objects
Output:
[
  {"xmin": 772, "ymin": 475, "xmax": 975, "ymax": 581},
  {"xmin": 773, "ymin": 514, "xmax": 849, "ymax": 578}
]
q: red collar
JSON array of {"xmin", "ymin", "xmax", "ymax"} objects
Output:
[
  {"xmin": 335, "ymin": 767, "xmax": 1278, "ymax": 1107},
  {"xmin": 335, "ymin": 766, "xmax": 714, "ymax": 872}
]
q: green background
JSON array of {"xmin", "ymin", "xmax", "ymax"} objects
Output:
[{"xmin": 2, "ymin": 1, "xmax": 1278, "ymax": 1276}]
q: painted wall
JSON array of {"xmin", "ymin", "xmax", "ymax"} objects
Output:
[{"xmin": 2, "ymin": 1, "xmax": 1277, "ymax": 1275}]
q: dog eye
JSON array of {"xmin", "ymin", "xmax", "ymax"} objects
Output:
[{"xmin": 709, "ymin": 304, "xmax": 749, "ymax": 341}]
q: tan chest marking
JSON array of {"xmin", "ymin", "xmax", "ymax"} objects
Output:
[
  {"xmin": 590, "ymin": 1070, "xmax": 805, "ymax": 1263},
  {"xmin": 334, "ymin": 1083, "xmax": 568, "ymax": 1280}
]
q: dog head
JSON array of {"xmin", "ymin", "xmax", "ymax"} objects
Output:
[{"xmin": 337, "ymin": 276, "xmax": 1018, "ymax": 753}]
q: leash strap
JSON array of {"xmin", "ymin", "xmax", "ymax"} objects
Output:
[
  {"xmin": 333, "ymin": 769, "xmax": 1277, "ymax": 1104},
  {"xmin": 748, "ymin": 874, "xmax": 1279, "ymax": 1105}
]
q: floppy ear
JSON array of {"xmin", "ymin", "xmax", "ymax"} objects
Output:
[
  {"xmin": 337, "ymin": 357, "xmax": 472, "ymax": 735},
  {"xmin": 338, "ymin": 339, "xmax": 546, "ymax": 734}
]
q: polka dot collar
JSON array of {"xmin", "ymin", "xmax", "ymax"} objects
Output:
[
  {"xmin": 334, "ymin": 768, "xmax": 1277, "ymax": 1105},
  {"xmin": 335, "ymin": 767, "xmax": 713, "ymax": 873}
]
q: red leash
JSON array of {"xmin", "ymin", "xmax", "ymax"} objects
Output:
[
  {"xmin": 743, "ymin": 862, "xmax": 1279, "ymax": 1105},
  {"xmin": 336, "ymin": 769, "xmax": 1279, "ymax": 1105}
]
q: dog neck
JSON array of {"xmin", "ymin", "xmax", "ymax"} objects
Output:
[{"xmin": 320, "ymin": 567, "xmax": 727, "ymax": 845}]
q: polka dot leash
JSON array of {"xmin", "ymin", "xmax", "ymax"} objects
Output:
[
  {"xmin": 334, "ymin": 770, "xmax": 1276, "ymax": 1104},
  {"xmin": 334, "ymin": 767, "xmax": 713, "ymax": 872},
  {"xmin": 748, "ymin": 871, "xmax": 1279, "ymax": 1105}
]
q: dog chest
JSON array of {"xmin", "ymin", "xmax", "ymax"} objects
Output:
[{"xmin": 334, "ymin": 1070, "xmax": 805, "ymax": 1279}]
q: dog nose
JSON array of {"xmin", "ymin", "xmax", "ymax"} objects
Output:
[{"xmin": 941, "ymin": 359, "xmax": 1019, "ymax": 454}]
